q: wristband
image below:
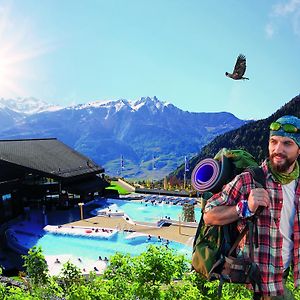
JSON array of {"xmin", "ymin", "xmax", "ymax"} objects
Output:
[{"xmin": 236, "ymin": 200, "xmax": 254, "ymax": 219}]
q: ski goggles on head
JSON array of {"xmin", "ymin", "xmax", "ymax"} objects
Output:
[{"xmin": 269, "ymin": 122, "xmax": 300, "ymax": 133}]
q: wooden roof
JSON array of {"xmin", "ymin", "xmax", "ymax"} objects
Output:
[{"xmin": 0, "ymin": 138, "xmax": 104, "ymax": 179}]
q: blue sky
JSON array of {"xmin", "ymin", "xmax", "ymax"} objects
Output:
[{"xmin": 0, "ymin": 0, "xmax": 299, "ymax": 119}]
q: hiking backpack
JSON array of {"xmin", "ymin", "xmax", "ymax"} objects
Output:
[{"xmin": 191, "ymin": 149, "xmax": 266, "ymax": 296}]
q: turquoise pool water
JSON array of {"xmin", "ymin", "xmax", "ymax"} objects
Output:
[
  {"xmin": 10, "ymin": 197, "xmax": 198, "ymax": 261},
  {"xmin": 35, "ymin": 231, "xmax": 191, "ymax": 260},
  {"xmin": 94, "ymin": 199, "xmax": 201, "ymax": 223}
]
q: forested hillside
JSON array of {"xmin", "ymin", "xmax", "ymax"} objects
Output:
[{"xmin": 173, "ymin": 94, "xmax": 300, "ymax": 179}]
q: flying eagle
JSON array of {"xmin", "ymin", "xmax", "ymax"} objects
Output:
[{"xmin": 225, "ymin": 54, "xmax": 249, "ymax": 80}]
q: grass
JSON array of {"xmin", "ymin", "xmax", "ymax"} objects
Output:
[{"xmin": 105, "ymin": 181, "xmax": 130, "ymax": 195}]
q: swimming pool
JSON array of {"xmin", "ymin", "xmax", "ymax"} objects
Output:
[
  {"xmin": 11, "ymin": 199, "xmax": 192, "ymax": 259},
  {"xmin": 36, "ymin": 231, "xmax": 191, "ymax": 260},
  {"xmin": 7, "ymin": 196, "xmax": 198, "ymax": 265},
  {"xmin": 8, "ymin": 223, "xmax": 192, "ymax": 260},
  {"xmin": 92, "ymin": 198, "xmax": 201, "ymax": 223}
]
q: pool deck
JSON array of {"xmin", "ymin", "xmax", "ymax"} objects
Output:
[
  {"xmin": 45, "ymin": 254, "xmax": 108, "ymax": 276},
  {"xmin": 65, "ymin": 215, "xmax": 197, "ymax": 247}
]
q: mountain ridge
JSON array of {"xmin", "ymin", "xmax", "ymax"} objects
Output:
[
  {"xmin": 172, "ymin": 94, "xmax": 300, "ymax": 180},
  {"xmin": 0, "ymin": 96, "xmax": 247, "ymax": 179}
]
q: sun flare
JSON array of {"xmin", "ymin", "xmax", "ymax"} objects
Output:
[
  {"xmin": 0, "ymin": 2, "xmax": 54, "ymax": 98},
  {"xmin": 0, "ymin": 49, "xmax": 24, "ymax": 96}
]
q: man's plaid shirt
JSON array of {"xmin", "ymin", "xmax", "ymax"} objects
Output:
[{"xmin": 204, "ymin": 160, "xmax": 300, "ymax": 296}]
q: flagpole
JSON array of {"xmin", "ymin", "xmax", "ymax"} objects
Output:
[
  {"xmin": 152, "ymin": 155, "xmax": 156, "ymax": 188},
  {"xmin": 184, "ymin": 156, "xmax": 188, "ymax": 190},
  {"xmin": 120, "ymin": 155, "xmax": 124, "ymax": 178}
]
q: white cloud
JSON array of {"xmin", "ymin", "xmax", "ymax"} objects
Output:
[
  {"xmin": 267, "ymin": 0, "xmax": 300, "ymax": 37},
  {"xmin": 265, "ymin": 23, "xmax": 275, "ymax": 38},
  {"xmin": 273, "ymin": 0, "xmax": 300, "ymax": 16},
  {"xmin": 292, "ymin": 10, "xmax": 300, "ymax": 34}
]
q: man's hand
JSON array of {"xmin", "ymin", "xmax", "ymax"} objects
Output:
[{"xmin": 248, "ymin": 188, "xmax": 270, "ymax": 213}]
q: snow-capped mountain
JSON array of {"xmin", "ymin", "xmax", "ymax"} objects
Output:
[
  {"xmin": 0, "ymin": 96, "xmax": 247, "ymax": 179},
  {"xmin": 0, "ymin": 97, "xmax": 62, "ymax": 115},
  {"xmin": 70, "ymin": 96, "xmax": 169, "ymax": 112}
]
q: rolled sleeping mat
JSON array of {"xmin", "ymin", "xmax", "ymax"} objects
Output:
[{"xmin": 191, "ymin": 155, "xmax": 233, "ymax": 193}]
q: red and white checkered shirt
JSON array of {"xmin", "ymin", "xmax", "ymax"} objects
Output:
[{"xmin": 204, "ymin": 160, "xmax": 300, "ymax": 296}]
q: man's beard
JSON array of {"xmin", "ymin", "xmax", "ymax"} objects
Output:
[{"xmin": 270, "ymin": 153, "xmax": 297, "ymax": 173}]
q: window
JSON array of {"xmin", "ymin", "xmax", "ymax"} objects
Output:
[
  {"xmin": 3, "ymin": 194, "xmax": 11, "ymax": 201},
  {"xmin": 2, "ymin": 193, "xmax": 12, "ymax": 217}
]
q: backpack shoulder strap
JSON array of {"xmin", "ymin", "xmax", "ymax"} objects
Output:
[
  {"xmin": 193, "ymin": 214, "xmax": 204, "ymax": 248},
  {"xmin": 245, "ymin": 166, "xmax": 267, "ymax": 251},
  {"xmin": 228, "ymin": 166, "xmax": 266, "ymax": 256},
  {"xmin": 245, "ymin": 166, "xmax": 266, "ymax": 189},
  {"xmin": 246, "ymin": 166, "xmax": 266, "ymax": 217}
]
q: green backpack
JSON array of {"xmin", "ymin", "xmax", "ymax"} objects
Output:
[{"xmin": 191, "ymin": 150, "xmax": 265, "ymax": 296}]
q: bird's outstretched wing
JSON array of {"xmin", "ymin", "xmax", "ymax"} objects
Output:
[
  {"xmin": 225, "ymin": 54, "xmax": 249, "ymax": 80},
  {"xmin": 232, "ymin": 54, "xmax": 246, "ymax": 78}
]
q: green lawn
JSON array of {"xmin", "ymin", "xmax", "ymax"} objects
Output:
[{"xmin": 105, "ymin": 181, "xmax": 130, "ymax": 195}]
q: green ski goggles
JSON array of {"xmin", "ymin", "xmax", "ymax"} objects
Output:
[{"xmin": 270, "ymin": 122, "xmax": 300, "ymax": 133}]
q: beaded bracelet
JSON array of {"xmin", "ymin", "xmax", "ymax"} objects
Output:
[{"xmin": 236, "ymin": 200, "xmax": 254, "ymax": 219}]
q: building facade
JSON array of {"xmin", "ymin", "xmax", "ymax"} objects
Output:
[{"xmin": 0, "ymin": 138, "xmax": 109, "ymax": 224}]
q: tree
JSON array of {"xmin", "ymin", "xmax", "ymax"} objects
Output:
[
  {"xmin": 103, "ymin": 252, "xmax": 136, "ymax": 299},
  {"xmin": 182, "ymin": 203, "xmax": 195, "ymax": 222},
  {"xmin": 131, "ymin": 245, "xmax": 188, "ymax": 299},
  {"xmin": 9, "ymin": 244, "xmax": 300, "ymax": 299},
  {"xmin": 22, "ymin": 246, "xmax": 49, "ymax": 287},
  {"xmin": 59, "ymin": 260, "xmax": 84, "ymax": 289}
]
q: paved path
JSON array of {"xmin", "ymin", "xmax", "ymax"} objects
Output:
[{"xmin": 117, "ymin": 179, "xmax": 135, "ymax": 192}]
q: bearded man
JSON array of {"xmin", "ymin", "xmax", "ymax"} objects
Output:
[{"xmin": 204, "ymin": 115, "xmax": 300, "ymax": 299}]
